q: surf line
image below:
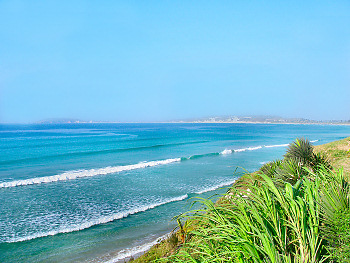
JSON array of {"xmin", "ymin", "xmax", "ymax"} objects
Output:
[
  {"xmin": 5, "ymin": 194, "xmax": 188, "ymax": 243},
  {"xmin": 220, "ymin": 140, "xmax": 319, "ymax": 155},
  {"xmin": 0, "ymin": 140, "xmax": 319, "ymax": 189},
  {"xmin": 5, "ymin": 177, "xmax": 239, "ymax": 244},
  {"xmin": 104, "ymin": 232, "xmax": 172, "ymax": 263},
  {"xmin": 0, "ymin": 158, "xmax": 181, "ymax": 188}
]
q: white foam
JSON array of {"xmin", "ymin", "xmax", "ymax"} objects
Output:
[
  {"xmin": 264, "ymin": 143, "xmax": 290, "ymax": 148},
  {"xmin": 195, "ymin": 180, "xmax": 236, "ymax": 194},
  {"xmin": 0, "ymin": 158, "xmax": 181, "ymax": 188},
  {"xmin": 105, "ymin": 232, "xmax": 171, "ymax": 263},
  {"xmin": 234, "ymin": 146, "xmax": 263, "ymax": 152},
  {"xmin": 220, "ymin": 149, "xmax": 232, "ymax": 155},
  {"xmin": 6, "ymin": 194, "xmax": 188, "ymax": 243},
  {"xmin": 310, "ymin": 140, "xmax": 319, "ymax": 143}
]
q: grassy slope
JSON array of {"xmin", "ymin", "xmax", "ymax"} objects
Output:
[
  {"xmin": 131, "ymin": 136, "xmax": 350, "ymax": 262},
  {"xmin": 131, "ymin": 175, "xmax": 259, "ymax": 262},
  {"xmin": 314, "ymin": 136, "xmax": 350, "ymax": 179}
]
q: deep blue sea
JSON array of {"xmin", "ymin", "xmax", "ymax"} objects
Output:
[{"xmin": 1, "ymin": 123, "xmax": 349, "ymax": 262}]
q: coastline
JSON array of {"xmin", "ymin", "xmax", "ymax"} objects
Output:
[
  {"xmin": 104, "ymin": 232, "xmax": 173, "ymax": 263},
  {"xmin": 165, "ymin": 121, "xmax": 350, "ymax": 126},
  {"xmin": 124, "ymin": 136, "xmax": 350, "ymax": 262},
  {"xmin": 104, "ymin": 180, "xmax": 238, "ymax": 263},
  {"xmin": 2, "ymin": 125, "xmax": 350, "ymax": 263}
]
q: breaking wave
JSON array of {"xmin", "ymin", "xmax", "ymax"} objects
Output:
[
  {"xmin": 220, "ymin": 145, "xmax": 264, "ymax": 154},
  {"xmin": 5, "ymin": 195, "xmax": 188, "ymax": 243},
  {"xmin": 1, "ymin": 140, "xmax": 317, "ymax": 189},
  {"xmin": 105, "ymin": 233, "xmax": 171, "ymax": 263},
  {"xmin": 264, "ymin": 143, "xmax": 290, "ymax": 148},
  {"xmin": 0, "ymin": 158, "xmax": 181, "ymax": 188},
  {"xmin": 195, "ymin": 179, "xmax": 236, "ymax": 194},
  {"xmin": 220, "ymin": 149, "xmax": 232, "ymax": 155},
  {"xmin": 0, "ymin": 140, "xmax": 207, "ymax": 166},
  {"xmin": 234, "ymin": 146, "xmax": 263, "ymax": 152}
]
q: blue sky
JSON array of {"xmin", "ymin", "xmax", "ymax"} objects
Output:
[{"xmin": 1, "ymin": 1, "xmax": 349, "ymax": 123}]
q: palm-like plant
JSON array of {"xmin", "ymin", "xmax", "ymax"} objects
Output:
[
  {"xmin": 284, "ymin": 137, "xmax": 314, "ymax": 166},
  {"xmin": 284, "ymin": 138, "xmax": 331, "ymax": 171},
  {"xmin": 274, "ymin": 158, "xmax": 305, "ymax": 186},
  {"xmin": 312, "ymin": 152, "xmax": 331, "ymax": 171},
  {"xmin": 259, "ymin": 159, "xmax": 283, "ymax": 178},
  {"xmin": 259, "ymin": 138, "xmax": 320, "ymax": 187}
]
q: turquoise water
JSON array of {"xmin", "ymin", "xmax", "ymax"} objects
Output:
[{"xmin": 1, "ymin": 123, "xmax": 349, "ymax": 262}]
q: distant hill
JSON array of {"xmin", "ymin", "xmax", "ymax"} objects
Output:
[
  {"xmin": 171, "ymin": 115, "xmax": 350, "ymax": 124},
  {"xmin": 34, "ymin": 116, "xmax": 350, "ymax": 125},
  {"xmin": 36, "ymin": 118, "xmax": 91, "ymax": 124}
]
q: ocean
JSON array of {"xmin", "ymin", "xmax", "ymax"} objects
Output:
[{"xmin": 1, "ymin": 123, "xmax": 349, "ymax": 262}]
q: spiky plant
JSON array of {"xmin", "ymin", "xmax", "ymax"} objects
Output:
[
  {"xmin": 259, "ymin": 159, "xmax": 283, "ymax": 178},
  {"xmin": 317, "ymin": 167, "xmax": 350, "ymax": 262},
  {"xmin": 274, "ymin": 158, "xmax": 305, "ymax": 186},
  {"xmin": 163, "ymin": 169, "xmax": 328, "ymax": 263},
  {"xmin": 312, "ymin": 152, "xmax": 331, "ymax": 171},
  {"xmin": 155, "ymin": 139, "xmax": 348, "ymax": 263},
  {"xmin": 176, "ymin": 218, "xmax": 187, "ymax": 243},
  {"xmin": 284, "ymin": 137, "xmax": 314, "ymax": 167},
  {"xmin": 283, "ymin": 138, "xmax": 331, "ymax": 174}
]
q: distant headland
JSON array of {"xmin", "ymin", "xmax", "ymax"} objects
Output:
[
  {"xmin": 170, "ymin": 115, "xmax": 350, "ymax": 125},
  {"xmin": 35, "ymin": 116, "xmax": 349, "ymax": 125}
]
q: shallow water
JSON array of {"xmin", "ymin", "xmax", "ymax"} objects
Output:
[{"xmin": 1, "ymin": 123, "xmax": 349, "ymax": 262}]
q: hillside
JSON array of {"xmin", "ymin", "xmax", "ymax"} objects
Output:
[
  {"xmin": 314, "ymin": 136, "xmax": 350, "ymax": 179},
  {"xmin": 131, "ymin": 136, "xmax": 350, "ymax": 262}
]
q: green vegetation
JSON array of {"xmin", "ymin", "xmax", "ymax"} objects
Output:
[
  {"xmin": 314, "ymin": 137, "xmax": 350, "ymax": 180},
  {"xmin": 133, "ymin": 137, "xmax": 350, "ymax": 263}
]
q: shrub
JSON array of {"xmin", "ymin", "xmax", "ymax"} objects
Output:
[{"xmin": 160, "ymin": 139, "xmax": 347, "ymax": 263}]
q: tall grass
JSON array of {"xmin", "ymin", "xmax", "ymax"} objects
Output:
[
  {"xmin": 318, "ymin": 167, "xmax": 350, "ymax": 262},
  {"xmin": 159, "ymin": 138, "xmax": 350, "ymax": 263}
]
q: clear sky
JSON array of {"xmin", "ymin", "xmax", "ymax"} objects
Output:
[{"xmin": 1, "ymin": 1, "xmax": 349, "ymax": 123}]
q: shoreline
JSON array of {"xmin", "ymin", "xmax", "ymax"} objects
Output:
[
  {"xmin": 2, "ymin": 127, "xmax": 349, "ymax": 263},
  {"xmin": 104, "ymin": 180, "xmax": 238, "ymax": 263},
  {"xmin": 169, "ymin": 121, "xmax": 350, "ymax": 125},
  {"xmin": 104, "ymin": 232, "xmax": 173, "ymax": 263},
  {"xmin": 125, "ymin": 136, "xmax": 350, "ymax": 262}
]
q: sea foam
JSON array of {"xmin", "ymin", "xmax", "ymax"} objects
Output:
[
  {"xmin": 220, "ymin": 149, "xmax": 232, "ymax": 155},
  {"xmin": 264, "ymin": 143, "xmax": 290, "ymax": 148},
  {"xmin": 1, "ymin": 140, "xmax": 319, "ymax": 189},
  {"xmin": 195, "ymin": 179, "xmax": 236, "ymax": 194},
  {"xmin": 105, "ymin": 233, "xmax": 171, "ymax": 263},
  {"xmin": 0, "ymin": 158, "xmax": 181, "ymax": 188},
  {"xmin": 234, "ymin": 146, "xmax": 263, "ymax": 152},
  {"xmin": 6, "ymin": 194, "xmax": 188, "ymax": 243},
  {"xmin": 220, "ymin": 146, "xmax": 263, "ymax": 154},
  {"xmin": 221, "ymin": 142, "xmax": 297, "ymax": 155}
]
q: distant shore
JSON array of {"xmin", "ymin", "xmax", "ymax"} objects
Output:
[
  {"xmin": 5, "ymin": 121, "xmax": 349, "ymax": 125},
  {"xmin": 4, "ymin": 115, "xmax": 348, "ymax": 125},
  {"xmin": 168, "ymin": 121, "xmax": 350, "ymax": 125}
]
